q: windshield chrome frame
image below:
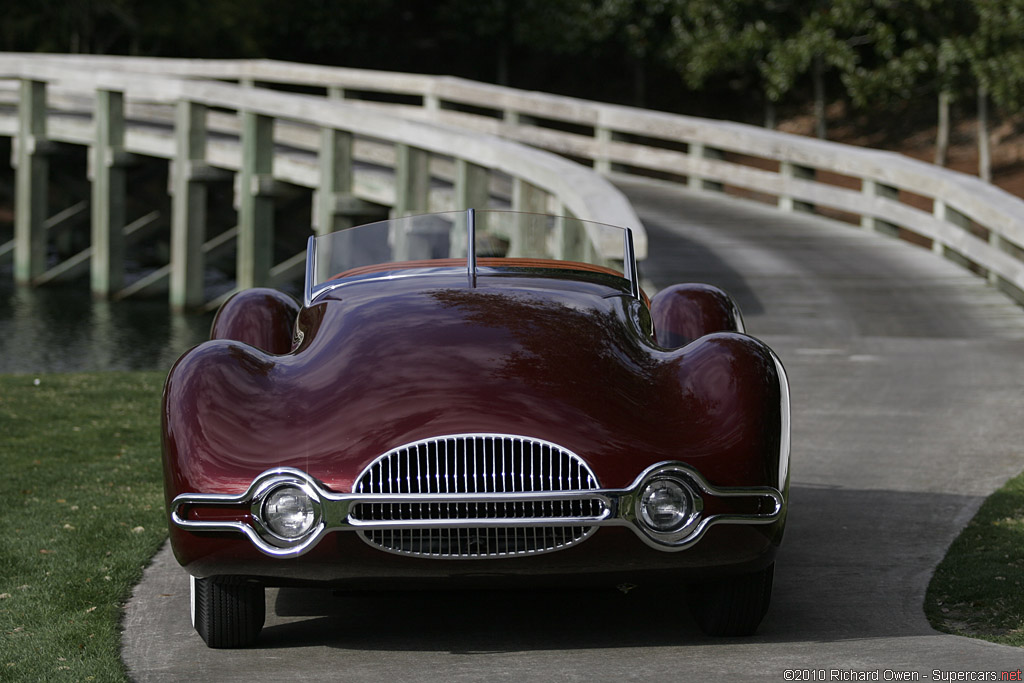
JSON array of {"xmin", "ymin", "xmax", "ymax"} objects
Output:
[
  {"xmin": 467, "ymin": 207, "xmax": 477, "ymax": 288},
  {"xmin": 304, "ymin": 235, "xmax": 316, "ymax": 306},
  {"xmin": 623, "ymin": 226, "xmax": 639, "ymax": 299},
  {"xmin": 305, "ymin": 209, "xmax": 639, "ymax": 307}
]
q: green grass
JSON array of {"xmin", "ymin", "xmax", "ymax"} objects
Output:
[
  {"xmin": 0, "ymin": 372, "xmax": 167, "ymax": 682},
  {"xmin": 927, "ymin": 470, "xmax": 1024, "ymax": 646}
]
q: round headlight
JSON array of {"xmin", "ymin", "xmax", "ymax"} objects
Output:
[
  {"xmin": 263, "ymin": 486, "xmax": 316, "ymax": 539},
  {"xmin": 639, "ymin": 478, "xmax": 693, "ymax": 532}
]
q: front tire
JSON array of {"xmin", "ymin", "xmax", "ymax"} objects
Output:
[
  {"xmin": 687, "ymin": 563, "xmax": 774, "ymax": 636},
  {"xmin": 191, "ymin": 576, "xmax": 266, "ymax": 648}
]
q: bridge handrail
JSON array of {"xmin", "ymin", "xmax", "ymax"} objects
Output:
[
  {"xmin": 0, "ymin": 53, "xmax": 643, "ymax": 266},
  {"xmin": 37, "ymin": 53, "xmax": 1019, "ymax": 303},
  {"xmin": 4, "ymin": 53, "xmax": 1024, "ymax": 305}
]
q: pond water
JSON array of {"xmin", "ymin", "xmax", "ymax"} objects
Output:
[{"xmin": 0, "ymin": 276, "xmax": 215, "ymax": 375}]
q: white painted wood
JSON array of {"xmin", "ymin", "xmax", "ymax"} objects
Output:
[{"xmin": 4, "ymin": 54, "xmax": 1024, "ymax": 301}]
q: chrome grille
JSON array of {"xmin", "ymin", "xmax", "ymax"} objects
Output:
[{"xmin": 352, "ymin": 434, "xmax": 604, "ymax": 558}]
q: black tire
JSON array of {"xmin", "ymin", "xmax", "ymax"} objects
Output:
[
  {"xmin": 687, "ymin": 563, "xmax": 774, "ymax": 636},
  {"xmin": 192, "ymin": 576, "xmax": 266, "ymax": 648}
]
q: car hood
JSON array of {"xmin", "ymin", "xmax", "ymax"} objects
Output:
[{"xmin": 163, "ymin": 276, "xmax": 782, "ymax": 495}]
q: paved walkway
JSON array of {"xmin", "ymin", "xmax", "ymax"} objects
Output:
[{"xmin": 123, "ymin": 178, "xmax": 1024, "ymax": 681}]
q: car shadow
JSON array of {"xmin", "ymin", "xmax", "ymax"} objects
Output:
[{"xmin": 257, "ymin": 485, "xmax": 975, "ymax": 652}]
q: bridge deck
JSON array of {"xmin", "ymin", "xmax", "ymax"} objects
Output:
[{"xmin": 123, "ymin": 180, "xmax": 1024, "ymax": 679}]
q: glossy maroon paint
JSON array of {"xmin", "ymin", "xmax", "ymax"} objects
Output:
[
  {"xmin": 210, "ymin": 288, "xmax": 301, "ymax": 355},
  {"xmin": 163, "ymin": 267, "xmax": 786, "ymax": 581},
  {"xmin": 650, "ymin": 283, "xmax": 744, "ymax": 349}
]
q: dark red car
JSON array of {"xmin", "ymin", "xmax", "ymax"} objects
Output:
[{"xmin": 163, "ymin": 210, "xmax": 790, "ymax": 647}]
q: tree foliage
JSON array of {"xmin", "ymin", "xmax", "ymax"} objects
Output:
[
  {"xmin": 1, "ymin": 0, "xmax": 1021, "ymax": 145},
  {"xmin": 969, "ymin": 0, "xmax": 1024, "ymax": 111},
  {"xmin": 836, "ymin": 0, "xmax": 976, "ymax": 109}
]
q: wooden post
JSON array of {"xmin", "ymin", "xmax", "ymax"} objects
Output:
[
  {"xmin": 14, "ymin": 79, "xmax": 49, "ymax": 284},
  {"xmin": 392, "ymin": 144, "xmax": 430, "ymax": 260},
  {"xmin": 779, "ymin": 161, "xmax": 815, "ymax": 212},
  {"xmin": 512, "ymin": 177, "xmax": 547, "ymax": 214},
  {"xmin": 510, "ymin": 178, "xmax": 547, "ymax": 257},
  {"xmin": 315, "ymin": 128, "xmax": 354, "ymax": 235},
  {"xmin": 394, "ymin": 144, "xmax": 430, "ymax": 216},
  {"xmin": 455, "ymin": 159, "xmax": 489, "ymax": 210},
  {"xmin": 553, "ymin": 210, "xmax": 585, "ymax": 262},
  {"xmin": 91, "ymin": 89, "xmax": 127, "ymax": 296},
  {"xmin": 453, "ymin": 159, "xmax": 490, "ymax": 257},
  {"xmin": 312, "ymin": 128, "xmax": 353, "ymax": 280},
  {"xmin": 861, "ymin": 180, "xmax": 900, "ymax": 235},
  {"xmin": 688, "ymin": 143, "xmax": 725, "ymax": 192},
  {"xmin": 169, "ymin": 100, "xmax": 209, "ymax": 311},
  {"xmin": 237, "ymin": 112, "xmax": 275, "ymax": 289},
  {"xmin": 318, "ymin": 88, "xmax": 353, "ymax": 235},
  {"xmin": 933, "ymin": 199, "xmax": 972, "ymax": 263},
  {"xmin": 594, "ymin": 126, "xmax": 612, "ymax": 174},
  {"xmin": 988, "ymin": 229, "xmax": 1003, "ymax": 287},
  {"xmin": 978, "ymin": 86, "xmax": 992, "ymax": 183}
]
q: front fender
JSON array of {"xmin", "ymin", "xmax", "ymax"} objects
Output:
[{"xmin": 655, "ymin": 332, "xmax": 789, "ymax": 495}]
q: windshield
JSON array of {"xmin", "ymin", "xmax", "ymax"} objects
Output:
[{"xmin": 305, "ymin": 210, "xmax": 638, "ymax": 304}]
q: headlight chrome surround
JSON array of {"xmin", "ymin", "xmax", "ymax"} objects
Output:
[
  {"xmin": 261, "ymin": 485, "xmax": 318, "ymax": 540},
  {"xmin": 638, "ymin": 477, "xmax": 699, "ymax": 532},
  {"xmin": 249, "ymin": 478, "xmax": 324, "ymax": 547},
  {"xmin": 633, "ymin": 470, "xmax": 704, "ymax": 544}
]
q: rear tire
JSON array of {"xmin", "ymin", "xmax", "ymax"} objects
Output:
[
  {"xmin": 191, "ymin": 575, "xmax": 265, "ymax": 648},
  {"xmin": 687, "ymin": 563, "xmax": 774, "ymax": 636}
]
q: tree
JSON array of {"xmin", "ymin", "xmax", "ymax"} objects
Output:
[
  {"xmin": 666, "ymin": 0, "xmax": 796, "ymax": 128},
  {"xmin": 968, "ymin": 0, "xmax": 1024, "ymax": 181},
  {"xmin": 435, "ymin": 0, "xmax": 601, "ymax": 86},
  {"xmin": 2, "ymin": 0, "xmax": 141, "ymax": 54},
  {"xmin": 667, "ymin": 0, "xmax": 858, "ymax": 136},
  {"xmin": 839, "ymin": 0, "xmax": 976, "ymax": 167},
  {"xmin": 758, "ymin": 1, "xmax": 863, "ymax": 139},
  {"xmin": 593, "ymin": 0, "xmax": 677, "ymax": 106}
]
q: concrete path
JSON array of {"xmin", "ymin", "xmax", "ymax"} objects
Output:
[{"xmin": 123, "ymin": 178, "xmax": 1024, "ymax": 681}]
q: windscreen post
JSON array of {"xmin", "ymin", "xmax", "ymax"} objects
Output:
[
  {"xmin": 304, "ymin": 235, "xmax": 316, "ymax": 306},
  {"xmin": 623, "ymin": 228, "xmax": 639, "ymax": 299},
  {"xmin": 467, "ymin": 208, "xmax": 477, "ymax": 288}
]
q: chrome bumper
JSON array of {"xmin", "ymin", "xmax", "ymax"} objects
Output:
[{"xmin": 171, "ymin": 461, "xmax": 783, "ymax": 558}]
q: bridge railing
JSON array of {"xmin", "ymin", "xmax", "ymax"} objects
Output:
[
  {"xmin": 0, "ymin": 54, "xmax": 642, "ymax": 311},
  {"xmin": 3, "ymin": 54, "xmax": 1024, "ymax": 307},
  {"xmin": 57, "ymin": 54, "xmax": 1023, "ymax": 306}
]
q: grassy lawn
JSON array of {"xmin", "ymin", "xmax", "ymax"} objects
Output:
[
  {"xmin": 0, "ymin": 371, "xmax": 167, "ymax": 682},
  {"xmin": 926, "ymin": 471, "xmax": 1024, "ymax": 645}
]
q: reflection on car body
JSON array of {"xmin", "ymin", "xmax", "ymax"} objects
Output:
[{"xmin": 163, "ymin": 210, "xmax": 790, "ymax": 647}]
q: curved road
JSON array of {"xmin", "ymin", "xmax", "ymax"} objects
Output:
[{"xmin": 123, "ymin": 178, "xmax": 1024, "ymax": 681}]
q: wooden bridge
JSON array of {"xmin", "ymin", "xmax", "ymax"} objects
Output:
[{"xmin": 1, "ymin": 53, "xmax": 1023, "ymax": 315}]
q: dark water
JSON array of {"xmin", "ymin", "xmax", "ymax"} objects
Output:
[{"xmin": 0, "ymin": 278, "xmax": 215, "ymax": 375}]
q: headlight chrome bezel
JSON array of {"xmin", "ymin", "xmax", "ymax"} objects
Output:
[
  {"xmin": 633, "ymin": 470, "xmax": 704, "ymax": 544},
  {"xmin": 250, "ymin": 479, "xmax": 324, "ymax": 547}
]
